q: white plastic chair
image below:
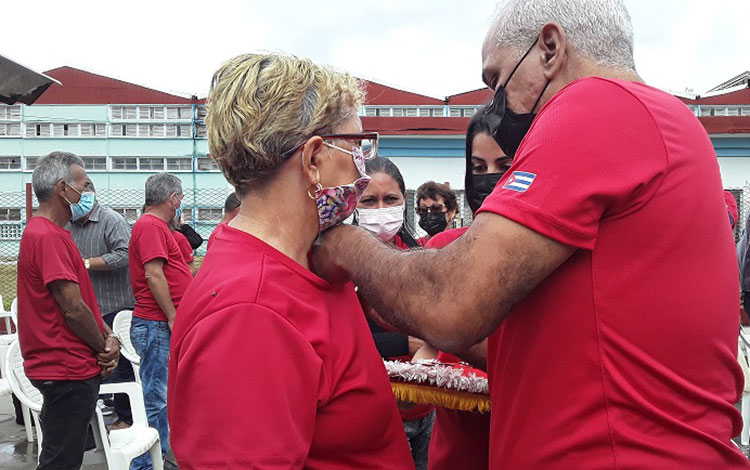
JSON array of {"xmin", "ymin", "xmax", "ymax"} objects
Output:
[
  {"xmin": 113, "ymin": 310, "xmax": 141, "ymax": 382},
  {"xmin": 739, "ymin": 328, "xmax": 750, "ymax": 445},
  {"xmin": 0, "ymin": 297, "xmax": 32, "ymax": 442},
  {"xmin": 5, "ymin": 339, "xmax": 163, "ymax": 470},
  {"xmin": 4, "ymin": 340, "xmax": 43, "ymax": 453}
]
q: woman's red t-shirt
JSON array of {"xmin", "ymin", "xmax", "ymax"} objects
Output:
[{"xmin": 168, "ymin": 224, "xmax": 414, "ymax": 469}]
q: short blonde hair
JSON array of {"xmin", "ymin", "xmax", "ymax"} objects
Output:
[{"xmin": 207, "ymin": 53, "xmax": 366, "ymax": 195}]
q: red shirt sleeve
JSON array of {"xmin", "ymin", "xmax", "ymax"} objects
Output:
[
  {"xmin": 136, "ymin": 221, "xmax": 170, "ymax": 265},
  {"xmin": 38, "ymin": 233, "xmax": 81, "ymax": 287},
  {"xmin": 169, "ymin": 303, "xmax": 323, "ymax": 469},
  {"xmin": 477, "ymin": 78, "xmax": 667, "ymax": 250}
]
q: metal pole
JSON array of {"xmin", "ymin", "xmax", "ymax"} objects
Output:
[{"xmin": 25, "ymin": 182, "xmax": 32, "ymax": 222}]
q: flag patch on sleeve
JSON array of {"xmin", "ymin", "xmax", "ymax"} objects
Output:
[{"xmin": 502, "ymin": 171, "xmax": 536, "ymax": 193}]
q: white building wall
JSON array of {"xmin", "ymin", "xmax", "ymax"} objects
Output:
[{"xmin": 389, "ymin": 156, "xmax": 466, "ymax": 190}]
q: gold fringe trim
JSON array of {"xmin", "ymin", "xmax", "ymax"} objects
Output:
[{"xmin": 391, "ymin": 382, "xmax": 491, "ymax": 413}]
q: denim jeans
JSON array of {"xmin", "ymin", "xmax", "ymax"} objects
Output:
[
  {"xmin": 403, "ymin": 410, "xmax": 435, "ymax": 470},
  {"xmin": 103, "ymin": 310, "xmax": 135, "ymax": 425},
  {"xmin": 31, "ymin": 376, "xmax": 101, "ymax": 470},
  {"xmin": 130, "ymin": 316, "xmax": 170, "ymax": 470}
]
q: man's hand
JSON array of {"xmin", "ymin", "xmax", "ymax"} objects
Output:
[
  {"xmin": 168, "ymin": 318, "xmax": 175, "ymax": 331},
  {"xmin": 97, "ymin": 336, "xmax": 120, "ymax": 378},
  {"xmin": 312, "ymin": 224, "xmax": 365, "ymax": 284},
  {"xmin": 408, "ymin": 336, "xmax": 426, "ymax": 356}
]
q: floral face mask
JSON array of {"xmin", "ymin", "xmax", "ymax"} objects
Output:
[{"xmin": 312, "ymin": 145, "xmax": 371, "ymax": 232}]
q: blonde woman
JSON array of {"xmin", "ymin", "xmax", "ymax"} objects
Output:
[{"xmin": 167, "ymin": 53, "xmax": 414, "ymax": 469}]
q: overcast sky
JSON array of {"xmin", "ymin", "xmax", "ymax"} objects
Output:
[{"xmin": 3, "ymin": 0, "xmax": 749, "ymax": 99}]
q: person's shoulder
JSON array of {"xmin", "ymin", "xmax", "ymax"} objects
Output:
[{"xmin": 425, "ymin": 227, "xmax": 469, "ymax": 249}]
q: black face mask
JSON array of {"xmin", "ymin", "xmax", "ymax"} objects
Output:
[
  {"xmin": 419, "ymin": 212, "xmax": 448, "ymax": 237},
  {"xmin": 466, "ymin": 172, "xmax": 504, "ymax": 214},
  {"xmin": 485, "ymin": 37, "xmax": 551, "ymax": 157}
]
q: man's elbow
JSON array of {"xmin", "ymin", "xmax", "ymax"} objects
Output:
[{"xmin": 425, "ymin": 299, "xmax": 501, "ymax": 353}]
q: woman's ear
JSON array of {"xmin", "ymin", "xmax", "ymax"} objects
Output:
[{"xmin": 301, "ymin": 136, "xmax": 325, "ymax": 185}]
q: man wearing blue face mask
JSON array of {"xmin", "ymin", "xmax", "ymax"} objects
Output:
[
  {"xmin": 18, "ymin": 151, "xmax": 121, "ymax": 470},
  {"xmin": 129, "ymin": 172, "xmax": 192, "ymax": 470},
  {"xmin": 68, "ymin": 180, "xmax": 136, "ymax": 430}
]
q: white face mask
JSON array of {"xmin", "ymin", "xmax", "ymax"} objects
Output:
[{"xmin": 357, "ymin": 205, "xmax": 404, "ymax": 242}]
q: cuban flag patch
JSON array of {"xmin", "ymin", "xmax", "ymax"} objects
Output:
[{"xmin": 502, "ymin": 171, "xmax": 536, "ymax": 193}]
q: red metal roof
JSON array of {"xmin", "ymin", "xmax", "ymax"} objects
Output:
[
  {"xmin": 362, "ymin": 80, "xmax": 444, "ymax": 106},
  {"xmin": 698, "ymin": 116, "xmax": 750, "ymax": 134},
  {"xmin": 362, "ymin": 116, "xmax": 470, "ymax": 135},
  {"xmin": 446, "ymin": 88, "xmax": 493, "ymax": 106},
  {"xmin": 679, "ymin": 87, "xmax": 750, "ymax": 106},
  {"xmin": 37, "ymin": 66, "xmax": 203, "ymax": 105}
]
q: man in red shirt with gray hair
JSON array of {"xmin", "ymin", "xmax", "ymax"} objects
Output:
[
  {"xmin": 18, "ymin": 151, "xmax": 120, "ymax": 470},
  {"xmin": 313, "ymin": 0, "xmax": 746, "ymax": 468}
]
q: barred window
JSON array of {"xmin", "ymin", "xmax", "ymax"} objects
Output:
[
  {"xmin": 197, "ymin": 157, "xmax": 219, "ymax": 171},
  {"xmin": 139, "ymin": 157, "xmax": 165, "ymax": 171},
  {"xmin": 166, "ymin": 158, "xmax": 192, "ymax": 171},
  {"xmin": 0, "ymin": 208, "xmax": 21, "ymax": 221},
  {"xmin": 82, "ymin": 157, "xmax": 107, "ymax": 171},
  {"xmin": 112, "ymin": 208, "xmax": 140, "ymax": 223},
  {"xmin": 111, "ymin": 157, "xmax": 138, "ymax": 170},
  {"xmin": 197, "ymin": 208, "xmax": 224, "ymax": 221},
  {"xmin": 0, "ymin": 156, "xmax": 21, "ymax": 170},
  {"xmin": 0, "ymin": 223, "xmax": 22, "ymax": 240},
  {"xmin": 25, "ymin": 156, "xmax": 38, "ymax": 171}
]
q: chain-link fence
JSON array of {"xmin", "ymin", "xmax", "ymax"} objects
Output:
[
  {"xmin": 0, "ymin": 185, "xmax": 234, "ymax": 311},
  {"xmin": 0, "ymin": 184, "xmax": 745, "ymax": 312}
]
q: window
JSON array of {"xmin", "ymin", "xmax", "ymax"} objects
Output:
[
  {"xmin": 0, "ymin": 123, "xmax": 21, "ymax": 137},
  {"xmin": 138, "ymin": 107, "xmax": 150, "ymax": 119},
  {"xmin": 112, "ymin": 157, "xmax": 138, "ymax": 170},
  {"xmin": 376, "ymin": 108, "xmax": 391, "ymax": 117},
  {"xmin": 179, "ymin": 125, "xmax": 192, "ymax": 138},
  {"xmin": 139, "ymin": 124, "xmax": 164, "ymax": 137},
  {"xmin": 392, "ymin": 108, "xmax": 404, "ymax": 117},
  {"xmin": 364, "ymin": 107, "xmax": 377, "ymax": 117},
  {"xmin": 166, "ymin": 158, "xmax": 192, "ymax": 171},
  {"xmin": 53, "ymin": 123, "xmax": 80, "ymax": 137},
  {"xmin": 124, "ymin": 107, "xmax": 137, "ymax": 119},
  {"xmin": 432, "ymin": 108, "xmax": 444, "ymax": 117},
  {"xmin": 139, "ymin": 157, "xmax": 165, "ymax": 170},
  {"xmin": 449, "ymin": 107, "xmax": 462, "ymax": 117},
  {"xmin": 0, "ymin": 224, "xmax": 22, "ymax": 240},
  {"xmin": 405, "ymin": 108, "xmax": 418, "ymax": 117},
  {"xmin": 0, "ymin": 208, "xmax": 21, "ymax": 221},
  {"xmin": 26, "ymin": 123, "xmax": 51, "ymax": 137},
  {"xmin": 112, "ymin": 208, "xmax": 139, "ymax": 223},
  {"xmin": 197, "ymin": 208, "xmax": 224, "ymax": 221},
  {"xmin": 82, "ymin": 157, "xmax": 107, "ymax": 171},
  {"xmin": 0, "ymin": 105, "xmax": 21, "ymax": 120},
  {"xmin": 418, "ymin": 108, "xmax": 430, "ymax": 117},
  {"xmin": 0, "ymin": 156, "xmax": 21, "ymax": 170},
  {"xmin": 151, "ymin": 107, "xmax": 165, "ymax": 119},
  {"xmin": 25, "ymin": 156, "xmax": 38, "ymax": 171},
  {"xmin": 179, "ymin": 107, "xmax": 192, "ymax": 119},
  {"xmin": 182, "ymin": 208, "xmax": 193, "ymax": 224},
  {"xmin": 196, "ymin": 106, "xmax": 207, "ymax": 119},
  {"xmin": 125, "ymin": 124, "xmax": 137, "ymax": 137},
  {"xmin": 197, "ymin": 157, "xmax": 219, "ymax": 171},
  {"xmin": 195, "ymin": 124, "xmax": 207, "ymax": 138},
  {"xmin": 110, "ymin": 106, "xmax": 123, "ymax": 119}
]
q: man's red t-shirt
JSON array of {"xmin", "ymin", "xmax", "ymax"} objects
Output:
[
  {"xmin": 206, "ymin": 222, "xmax": 224, "ymax": 252},
  {"xmin": 129, "ymin": 214, "xmax": 192, "ymax": 322},
  {"xmin": 168, "ymin": 224, "xmax": 414, "ymax": 469},
  {"xmin": 476, "ymin": 77, "xmax": 746, "ymax": 469},
  {"xmin": 425, "ymin": 227, "xmax": 490, "ymax": 470},
  {"xmin": 17, "ymin": 216, "xmax": 106, "ymax": 380},
  {"xmin": 172, "ymin": 230, "xmax": 194, "ymax": 264}
]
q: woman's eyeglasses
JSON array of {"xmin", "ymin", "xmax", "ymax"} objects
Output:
[{"xmin": 281, "ymin": 132, "xmax": 379, "ymax": 160}]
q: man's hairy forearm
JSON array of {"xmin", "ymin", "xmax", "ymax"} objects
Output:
[
  {"xmin": 318, "ymin": 215, "xmax": 573, "ymax": 352},
  {"xmin": 62, "ymin": 301, "xmax": 106, "ymax": 353}
]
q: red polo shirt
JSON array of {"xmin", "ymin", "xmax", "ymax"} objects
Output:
[
  {"xmin": 425, "ymin": 227, "xmax": 490, "ymax": 470},
  {"xmin": 168, "ymin": 224, "xmax": 414, "ymax": 469},
  {"xmin": 17, "ymin": 216, "xmax": 106, "ymax": 380},
  {"xmin": 129, "ymin": 214, "xmax": 192, "ymax": 322},
  {"xmin": 476, "ymin": 77, "xmax": 746, "ymax": 469}
]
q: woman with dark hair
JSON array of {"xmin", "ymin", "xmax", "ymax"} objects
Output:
[
  {"xmin": 424, "ymin": 106, "xmax": 510, "ymax": 470},
  {"xmin": 464, "ymin": 106, "xmax": 513, "ymax": 215},
  {"xmin": 356, "ymin": 156, "xmax": 422, "ymax": 249},
  {"xmin": 355, "ymin": 156, "xmax": 434, "ymax": 470}
]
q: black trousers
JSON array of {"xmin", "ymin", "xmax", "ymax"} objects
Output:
[{"xmin": 31, "ymin": 376, "xmax": 101, "ymax": 470}]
